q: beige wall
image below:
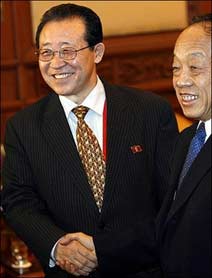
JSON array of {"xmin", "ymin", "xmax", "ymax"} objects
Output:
[{"xmin": 30, "ymin": 1, "xmax": 188, "ymax": 40}]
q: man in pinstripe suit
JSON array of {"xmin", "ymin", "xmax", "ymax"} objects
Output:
[{"xmin": 1, "ymin": 3, "xmax": 178, "ymax": 278}]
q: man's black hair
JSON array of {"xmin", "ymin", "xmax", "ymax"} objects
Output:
[
  {"xmin": 191, "ymin": 13, "xmax": 212, "ymax": 36},
  {"xmin": 35, "ymin": 3, "xmax": 103, "ymax": 49}
]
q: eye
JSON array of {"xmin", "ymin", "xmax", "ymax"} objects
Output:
[
  {"xmin": 172, "ymin": 66, "xmax": 180, "ymax": 72},
  {"xmin": 62, "ymin": 48, "xmax": 72, "ymax": 53},
  {"xmin": 40, "ymin": 49, "xmax": 52, "ymax": 56},
  {"xmin": 61, "ymin": 48, "xmax": 75, "ymax": 55},
  {"xmin": 190, "ymin": 65, "xmax": 203, "ymax": 75},
  {"xmin": 190, "ymin": 65, "xmax": 199, "ymax": 70},
  {"xmin": 59, "ymin": 48, "xmax": 75, "ymax": 59}
]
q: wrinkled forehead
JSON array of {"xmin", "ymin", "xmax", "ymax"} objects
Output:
[{"xmin": 174, "ymin": 24, "xmax": 211, "ymax": 57}]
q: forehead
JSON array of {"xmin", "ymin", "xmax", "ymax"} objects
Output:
[
  {"xmin": 39, "ymin": 17, "xmax": 86, "ymax": 44},
  {"xmin": 174, "ymin": 24, "xmax": 211, "ymax": 59}
]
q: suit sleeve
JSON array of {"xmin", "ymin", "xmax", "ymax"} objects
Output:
[{"xmin": 1, "ymin": 119, "xmax": 66, "ymax": 268}]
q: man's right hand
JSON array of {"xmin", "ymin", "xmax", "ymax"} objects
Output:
[{"xmin": 55, "ymin": 236, "xmax": 97, "ymax": 276}]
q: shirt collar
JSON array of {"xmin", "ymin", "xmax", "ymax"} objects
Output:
[
  {"xmin": 59, "ymin": 76, "xmax": 106, "ymax": 119},
  {"xmin": 198, "ymin": 119, "xmax": 211, "ymax": 140}
]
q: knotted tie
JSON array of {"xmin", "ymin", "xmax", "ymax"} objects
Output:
[
  {"xmin": 72, "ymin": 106, "xmax": 105, "ymax": 210},
  {"xmin": 178, "ymin": 122, "xmax": 206, "ymax": 187}
]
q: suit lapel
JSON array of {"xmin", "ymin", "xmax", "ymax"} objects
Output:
[
  {"xmin": 101, "ymin": 82, "xmax": 135, "ymax": 212},
  {"xmin": 170, "ymin": 130, "xmax": 194, "ymax": 187},
  {"xmin": 41, "ymin": 93, "xmax": 98, "ymax": 211},
  {"xmin": 166, "ymin": 135, "xmax": 211, "ymax": 223},
  {"xmin": 157, "ymin": 124, "xmax": 197, "ymax": 235}
]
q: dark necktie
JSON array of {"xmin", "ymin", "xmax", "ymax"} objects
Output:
[
  {"xmin": 178, "ymin": 122, "xmax": 206, "ymax": 187},
  {"xmin": 72, "ymin": 106, "xmax": 105, "ymax": 211}
]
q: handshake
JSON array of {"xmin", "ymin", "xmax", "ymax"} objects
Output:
[{"xmin": 55, "ymin": 232, "xmax": 98, "ymax": 276}]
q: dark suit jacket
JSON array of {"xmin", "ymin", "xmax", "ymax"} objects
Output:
[
  {"xmin": 2, "ymin": 80, "xmax": 178, "ymax": 278},
  {"xmin": 157, "ymin": 123, "xmax": 212, "ymax": 278}
]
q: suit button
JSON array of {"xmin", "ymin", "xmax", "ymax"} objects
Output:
[{"xmin": 98, "ymin": 221, "xmax": 105, "ymax": 229}]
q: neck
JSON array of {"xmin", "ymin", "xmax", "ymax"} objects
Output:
[{"xmin": 66, "ymin": 76, "xmax": 98, "ymax": 104}]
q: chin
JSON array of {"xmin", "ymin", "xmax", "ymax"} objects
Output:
[
  {"xmin": 51, "ymin": 87, "xmax": 70, "ymax": 95},
  {"xmin": 181, "ymin": 108, "xmax": 196, "ymax": 120}
]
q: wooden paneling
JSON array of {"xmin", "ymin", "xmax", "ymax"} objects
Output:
[
  {"xmin": 1, "ymin": 69, "xmax": 18, "ymax": 101},
  {"xmin": 1, "ymin": 1, "xmax": 35, "ymax": 140},
  {"xmin": 0, "ymin": 3, "xmax": 16, "ymax": 60}
]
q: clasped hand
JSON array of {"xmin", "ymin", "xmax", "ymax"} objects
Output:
[{"xmin": 55, "ymin": 232, "xmax": 97, "ymax": 276}]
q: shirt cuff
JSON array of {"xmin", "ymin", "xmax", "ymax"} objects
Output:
[{"xmin": 49, "ymin": 240, "xmax": 59, "ymax": 268}]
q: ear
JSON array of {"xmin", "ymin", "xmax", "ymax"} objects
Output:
[{"xmin": 94, "ymin": 43, "xmax": 105, "ymax": 64}]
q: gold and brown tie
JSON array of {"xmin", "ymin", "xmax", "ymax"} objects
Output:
[{"xmin": 72, "ymin": 106, "xmax": 105, "ymax": 210}]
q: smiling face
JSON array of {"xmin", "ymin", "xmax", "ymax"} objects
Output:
[
  {"xmin": 38, "ymin": 17, "xmax": 104, "ymax": 104},
  {"xmin": 172, "ymin": 23, "xmax": 211, "ymax": 121}
]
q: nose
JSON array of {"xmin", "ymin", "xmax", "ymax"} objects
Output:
[
  {"xmin": 174, "ymin": 69, "xmax": 193, "ymax": 88},
  {"xmin": 49, "ymin": 52, "xmax": 66, "ymax": 69}
]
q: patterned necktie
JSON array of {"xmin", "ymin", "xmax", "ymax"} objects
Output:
[
  {"xmin": 72, "ymin": 106, "xmax": 105, "ymax": 210},
  {"xmin": 178, "ymin": 122, "xmax": 206, "ymax": 187}
]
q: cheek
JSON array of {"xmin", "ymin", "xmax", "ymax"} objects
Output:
[
  {"xmin": 205, "ymin": 85, "xmax": 211, "ymax": 105},
  {"xmin": 195, "ymin": 76, "xmax": 210, "ymax": 94},
  {"xmin": 172, "ymin": 78, "xmax": 176, "ymax": 89},
  {"xmin": 172, "ymin": 77, "xmax": 178, "ymax": 93},
  {"xmin": 206, "ymin": 75, "xmax": 211, "ymax": 96},
  {"xmin": 39, "ymin": 64, "xmax": 49, "ymax": 79},
  {"xmin": 39, "ymin": 63, "xmax": 45, "ymax": 74}
]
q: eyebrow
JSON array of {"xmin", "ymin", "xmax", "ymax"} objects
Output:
[
  {"xmin": 189, "ymin": 52, "xmax": 206, "ymax": 58},
  {"xmin": 173, "ymin": 52, "xmax": 207, "ymax": 60},
  {"xmin": 40, "ymin": 42, "xmax": 72, "ymax": 47}
]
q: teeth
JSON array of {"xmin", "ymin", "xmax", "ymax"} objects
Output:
[
  {"xmin": 182, "ymin": 95, "xmax": 198, "ymax": 101},
  {"xmin": 54, "ymin": 73, "xmax": 71, "ymax": 79}
]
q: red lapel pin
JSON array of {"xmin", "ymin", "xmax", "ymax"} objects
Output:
[{"xmin": 130, "ymin": 145, "xmax": 143, "ymax": 153}]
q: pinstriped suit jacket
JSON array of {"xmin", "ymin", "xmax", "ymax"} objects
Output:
[{"xmin": 2, "ymin": 80, "xmax": 178, "ymax": 278}]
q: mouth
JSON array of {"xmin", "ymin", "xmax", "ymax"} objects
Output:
[
  {"xmin": 180, "ymin": 94, "xmax": 198, "ymax": 103},
  {"xmin": 52, "ymin": 73, "xmax": 73, "ymax": 79}
]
